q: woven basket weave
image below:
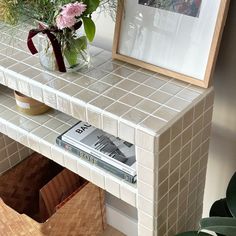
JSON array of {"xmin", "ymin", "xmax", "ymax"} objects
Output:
[
  {"xmin": 0, "ymin": 153, "xmax": 106, "ymax": 235},
  {"xmin": 42, "ymin": 182, "xmax": 106, "ymax": 235},
  {"xmin": 0, "ymin": 183, "xmax": 106, "ymax": 235},
  {"xmin": 0, "ymin": 153, "xmax": 63, "ymax": 221}
]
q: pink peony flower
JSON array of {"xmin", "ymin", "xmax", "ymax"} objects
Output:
[
  {"xmin": 56, "ymin": 14, "xmax": 76, "ymax": 29},
  {"xmin": 61, "ymin": 2, "xmax": 87, "ymax": 18}
]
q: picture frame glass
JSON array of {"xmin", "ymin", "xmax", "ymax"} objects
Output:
[{"xmin": 115, "ymin": 0, "xmax": 223, "ymax": 85}]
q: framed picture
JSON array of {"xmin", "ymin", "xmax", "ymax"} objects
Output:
[{"xmin": 112, "ymin": 0, "xmax": 230, "ymax": 88}]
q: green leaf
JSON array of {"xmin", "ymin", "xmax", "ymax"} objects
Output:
[
  {"xmin": 201, "ymin": 226, "xmax": 236, "ymax": 236},
  {"xmin": 175, "ymin": 231, "xmax": 210, "ymax": 236},
  {"xmin": 63, "ymin": 36, "xmax": 88, "ymax": 67},
  {"xmin": 83, "ymin": 0, "xmax": 100, "ymax": 14},
  {"xmin": 200, "ymin": 217, "xmax": 236, "ymax": 236},
  {"xmin": 74, "ymin": 36, "xmax": 87, "ymax": 51},
  {"xmin": 64, "ymin": 45, "xmax": 78, "ymax": 67},
  {"xmin": 210, "ymin": 198, "xmax": 232, "ymax": 217},
  {"xmin": 226, "ymin": 172, "xmax": 236, "ymax": 217},
  {"xmin": 200, "ymin": 217, "xmax": 236, "ymax": 228},
  {"xmin": 82, "ymin": 17, "xmax": 96, "ymax": 42}
]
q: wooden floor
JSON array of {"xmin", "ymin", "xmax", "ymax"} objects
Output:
[{"xmin": 100, "ymin": 225, "xmax": 125, "ymax": 236}]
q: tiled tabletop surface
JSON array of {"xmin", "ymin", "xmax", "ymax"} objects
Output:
[{"xmin": 0, "ymin": 21, "xmax": 207, "ymax": 146}]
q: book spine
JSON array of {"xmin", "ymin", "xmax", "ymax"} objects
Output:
[
  {"xmin": 63, "ymin": 137, "xmax": 136, "ymax": 176},
  {"xmin": 56, "ymin": 138, "xmax": 136, "ymax": 184}
]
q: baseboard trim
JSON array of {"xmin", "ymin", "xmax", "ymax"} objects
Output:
[{"xmin": 106, "ymin": 204, "xmax": 138, "ymax": 236}]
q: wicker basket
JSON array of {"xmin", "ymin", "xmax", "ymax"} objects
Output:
[
  {"xmin": 0, "ymin": 153, "xmax": 106, "ymax": 235},
  {"xmin": 0, "ymin": 153, "xmax": 63, "ymax": 221},
  {"xmin": 14, "ymin": 91, "xmax": 50, "ymax": 115}
]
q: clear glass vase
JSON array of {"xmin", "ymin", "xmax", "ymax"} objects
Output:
[{"xmin": 38, "ymin": 34, "xmax": 90, "ymax": 72}]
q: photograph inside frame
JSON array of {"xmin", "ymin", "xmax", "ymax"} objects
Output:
[{"xmin": 138, "ymin": 0, "xmax": 202, "ymax": 17}]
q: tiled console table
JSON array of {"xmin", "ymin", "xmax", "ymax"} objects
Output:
[{"xmin": 0, "ymin": 22, "xmax": 213, "ymax": 236}]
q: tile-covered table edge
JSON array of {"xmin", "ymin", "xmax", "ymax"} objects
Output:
[{"xmin": 136, "ymin": 90, "xmax": 214, "ymax": 235}]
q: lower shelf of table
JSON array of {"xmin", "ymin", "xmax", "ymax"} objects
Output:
[{"xmin": 0, "ymin": 85, "xmax": 137, "ymax": 208}]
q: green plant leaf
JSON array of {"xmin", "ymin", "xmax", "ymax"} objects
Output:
[
  {"xmin": 64, "ymin": 46, "xmax": 78, "ymax": 67},
  {"xmin": 175, "ymin": 231, "xmax": 210, "ymax": 236},
  {"xmin": 83, "ymin": 0, "xmax": 100, "ymax": 14},
  {"xmin": 210, "ymin": 198, "xmax": 232, "ymax": 217},
  {"xmin": 200, "ymin": 217, "xmax": 236, "ymax": 228},
  {"xmin": 226, "ymin": 172, "xmax": 236, "ymax": 217},
  {"xmin": 74, "ymin": 36, "xmax": 87, "ymax": 51},
  {"xmin": 82, "ymin": 17, "xmax": 96, "ymax": 42},
  {"xmin": 200, "ymin": 217, "xmax": 236, "ymax": 236},
  {"xmin": 63, "ymin": 36, "xmax": 88, "ymax": 67},
  {"xmin": 201, "ymin": 226, "xmax": 236, "ymax": 236}
]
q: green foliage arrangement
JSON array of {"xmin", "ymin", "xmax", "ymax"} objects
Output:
[{"xmin": 176, "ymin": 172, "xmax": 236, "ymax": 236}]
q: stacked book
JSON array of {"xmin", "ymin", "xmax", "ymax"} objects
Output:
[{"xmin": 56, "ymin": 121, "xmax": 137, "ymax": 183}]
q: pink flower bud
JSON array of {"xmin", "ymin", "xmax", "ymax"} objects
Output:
[
  {"xmin": 56, "ymin": 14, "xmax": 76, "ymax": 30},
  {"xmin": 61, "ymin": 2, "xmax": 87, "ymax": 18}
]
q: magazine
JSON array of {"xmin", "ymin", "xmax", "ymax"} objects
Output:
[
  {"xmin": 60, "ymin": 121, "xmax": 136, "ymax": 177},
  {"xmin": 56, "ymin": 136, "xmax": 137, "ymax": 183}
]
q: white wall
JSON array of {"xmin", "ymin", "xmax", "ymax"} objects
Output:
[
  {"xmin": 93, "ymin": 1, "xmax": 236, "ymax": 220},
  {"xmin": 203, "ymin": 1, "xmax": 236, "ymax": 216},
  {"xmin": 93, "ymin": 11, "xmax": 115, "ymax": 50}
]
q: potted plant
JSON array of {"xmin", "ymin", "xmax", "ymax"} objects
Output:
[{"xmin": 176, "ymin": 172, "xmax": 236, "ymax": 236}]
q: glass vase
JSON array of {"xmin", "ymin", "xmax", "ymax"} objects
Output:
[{"xmin": 38, "ymin": 34, "xmax": 90, "ymax": 72}]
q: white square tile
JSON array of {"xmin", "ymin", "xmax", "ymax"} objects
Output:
[
  {"xmin": 17, "ymin": 130, "xmax": 29, "ymax": 147},
  {"xmin": 39, "ymin": 140, "xmax": 52, "ymax": 159},
  {"xmin": 120, "ymin": 183, "xmax": 137, "ymax": 207},
  {"xmin": 138, "ymin": 224, "xmax": 156, "ymax": 236},
  {"xmin": 136, "ymin": 129, "xmax": 155, "ymax": 153},
  {"xmin": 27, "ymin": 133, "xmax": 40, "ymax": 152},
  {"xmin": 5, "ymin": 73, "xmax": 18, "ymax": 90},
  {"xmin": 160, "ymin": 83, "xmax": 183, "ymax": 95},
  {"xmin": 144, "ymin": 77, "xmax": 166, "ymax": 89},
  {"xmin": 119, "ymin": 121, "xmax": 135, "ymax": 144},
  {"xmin": 87, "ymin": 107, "xmax": 101, "ymax": 128},
  {"xmin": 137, "ymin": 165, "xmax": 156, "ymax": 187},
  {"xmin": 102, "ymin": 113, "xmax": 118, "ymax": 136},
  {"xmin": 30, "ymin": 83, "xmax": 43, "ymax": 102},
  {"xmin": 17, "ymin": 79, "xmax": 30, "ymax": 96},
  {"xmin": 43, "ymin": 87, "xmax": 57, "ymax": 108},
  {"xmin": 136, "ymin": 147, "xmax": 156, "ymax": 170},
  {"xmin": 57, "ymin": 93, "xmax": 72, "ymax": 115},
  {"xmin": 6, "ymin": 125, "xmax": 18, "ymax": 140},
  {"xmin": 139, "ymin": 116, "xmax": 166, "ymax": 134},
  {"xmin": 137, "ymin": 195, "xmax": 157, "ymax": 217},
  {"xmin": 137, "ymin": 180, "xmax": 156, "ymax": 202},
  {"xmin": 77, "ymin": 161, "xmax": 91, "ymax": 181},
  {"xmin": 105, "ymin": 175, "xmax": 121, "ymax": 198},
  {"xmin": 166, "ymin": 97, "xmax": 190, "ymax": 112},
  {"xmin": 91, "ymin": 168, "xmax": 105, "ymax": 189},
  {"xmin": 64, "ymin": 152, "xmax": 77, "ymax": 173},
  {"xmin": 138, "ymin": 211, "xmax": 156, "ymax": 231},
  {"xmin": 71, "ymin": 98, "xmax": 86, "ymax": 121},
  {"xmin": 51, "ymin": 146, "xmax": 65, "ymax": 166}
]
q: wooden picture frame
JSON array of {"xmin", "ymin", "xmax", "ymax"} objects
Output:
[{"xmin": 112, "ymin": 0, "xmax": 230, "ymax": 88}]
